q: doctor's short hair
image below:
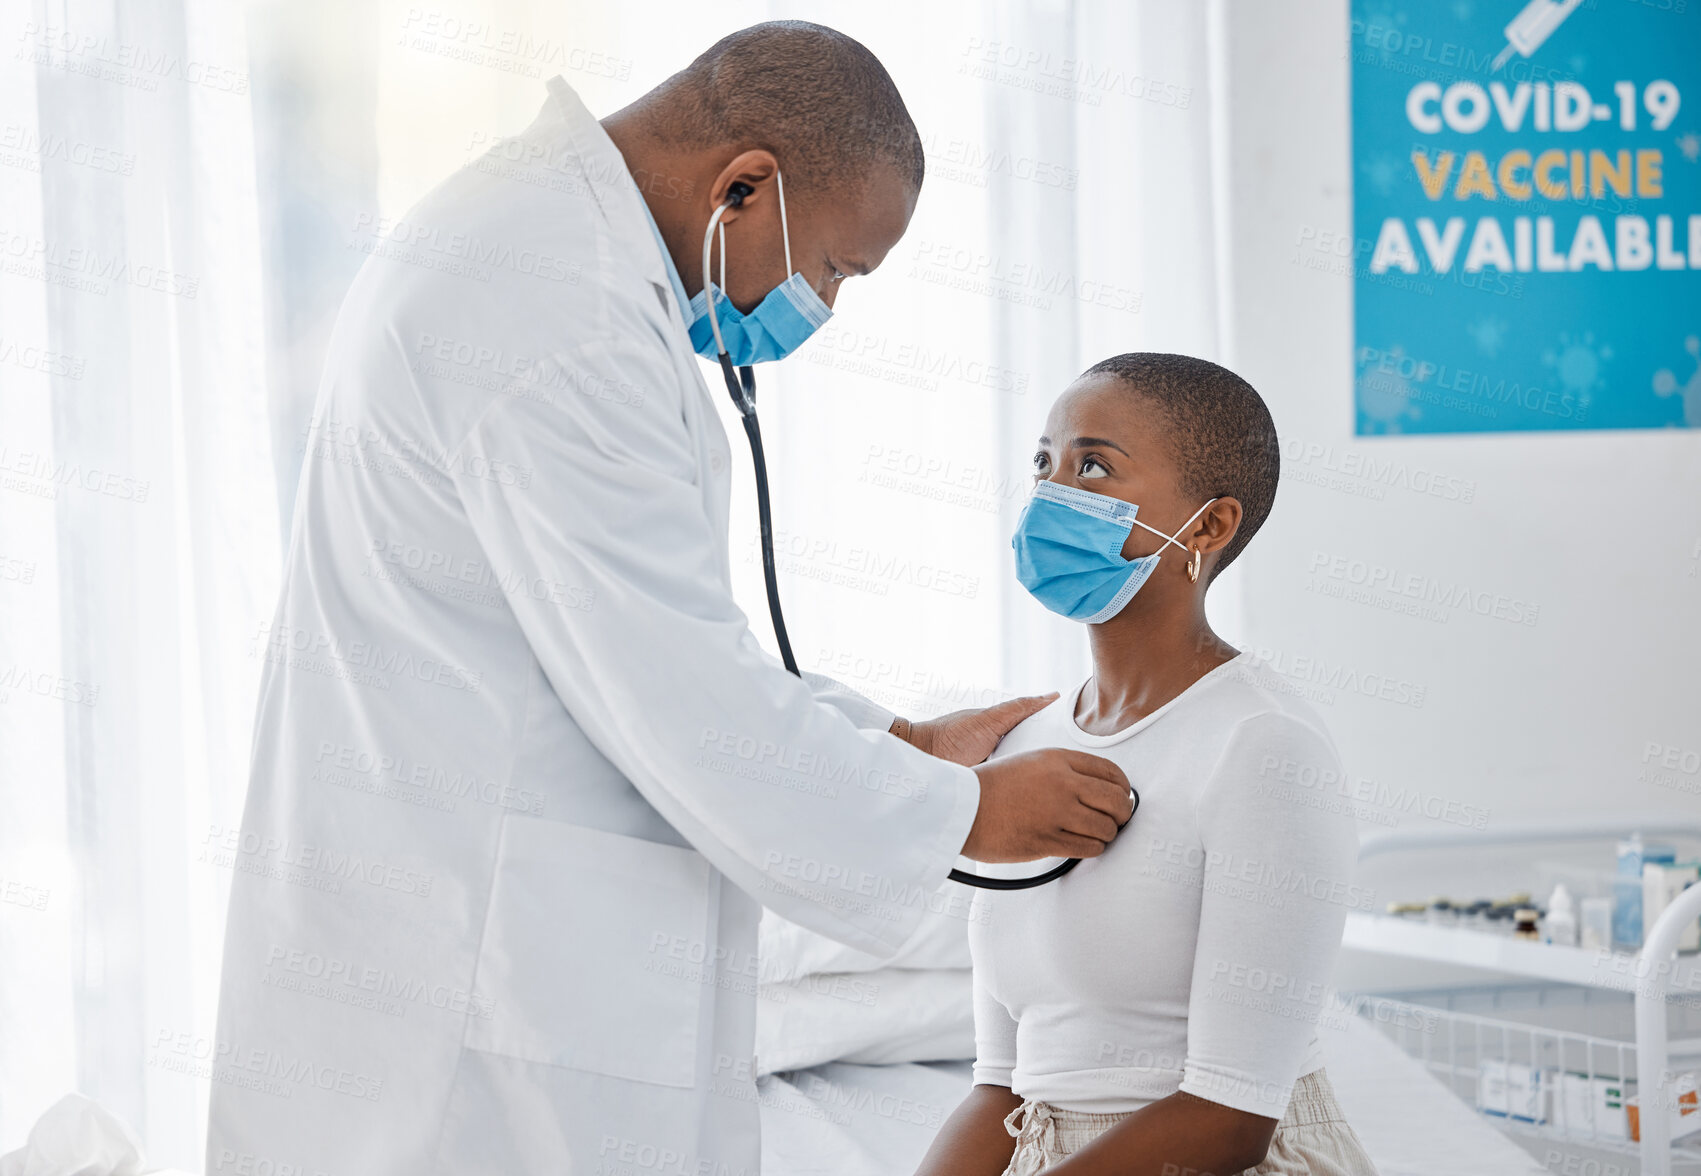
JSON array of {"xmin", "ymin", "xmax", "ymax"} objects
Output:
[
  {"xmin": 653, "ymin": 21, "xmax": 925, "ymax": 197},
  {"xmin": 1082, "ymin": 353, "xmax": 1280, "ymax": 580}
]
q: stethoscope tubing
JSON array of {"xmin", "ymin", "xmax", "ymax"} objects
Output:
[{"xmin": 711, "ymin": 270, "xmax": 1122, "ymax": 891}]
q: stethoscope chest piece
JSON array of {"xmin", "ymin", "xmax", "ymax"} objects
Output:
[{"xmin": 947, "ymin": 783, "xmax": 1139, "ymax": 890}]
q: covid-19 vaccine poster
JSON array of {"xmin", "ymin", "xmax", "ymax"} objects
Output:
[{"xmin": 1350, "ymin": 0, "xmax": 1699, "ymax": 434}]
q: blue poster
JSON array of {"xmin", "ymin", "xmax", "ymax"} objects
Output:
[{"xmin": 1350, "ymin": 0, "xmax": 1700, "ymax": 434}]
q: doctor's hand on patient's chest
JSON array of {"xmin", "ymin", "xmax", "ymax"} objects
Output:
[
  {"xmin": 891, "ymin": 694, "xmax": 1059, "ymax": 767},
  {"xmin": 960, "ymin": 748, "xmax": 1134, "ymax": 864}
]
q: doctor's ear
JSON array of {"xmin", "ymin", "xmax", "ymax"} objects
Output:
[{"xmin": 707, "ymin": 150, "xmax": 779, "ymax": 220}]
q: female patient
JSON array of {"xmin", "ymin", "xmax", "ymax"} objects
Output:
[{"xmin": 916, "ymin": 354, "xmax": 1377, "ymax": 1176}]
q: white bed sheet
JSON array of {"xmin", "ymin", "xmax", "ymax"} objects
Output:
[
  {"xmin": 758, "ymin": 894, "xmax": 973, "ymax": 985},
  {"xmin": 756, "ymin": 968, "xmax": 975, "ymax": 1076},
  {"xmin": 759, "ymin": 1016, "xmax": 1554, "ymax": 1176},
  {"xmin": 759, "ymin": 1060, "xmax": 974, "ymax": 1176}
]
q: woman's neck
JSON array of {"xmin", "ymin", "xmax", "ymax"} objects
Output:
[{"xmin": 1076, "ymin": 595, "xmax": 1239, "ymax": 735}]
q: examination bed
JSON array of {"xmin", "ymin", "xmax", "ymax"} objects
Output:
[{"xmin": 754, "ymin": 891, "xmax": 1552, "ymax": 1176}]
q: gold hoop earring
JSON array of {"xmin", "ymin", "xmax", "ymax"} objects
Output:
[{"xmin": 1186, "ymin": 547, "xmax": 1202, "ymax": 583}]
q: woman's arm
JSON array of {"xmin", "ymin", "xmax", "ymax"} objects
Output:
[
  {"xmin": 1045, "ymin": 1090, "xmax": 1276, "ymax": 1175},
  {"xmin": 913, "ymin": 1084, "xmax": 1023, "ymax": 1176},
  {"xmin": 919, "ymin": 935, "xmax": 1024, "ymax": 1174}
]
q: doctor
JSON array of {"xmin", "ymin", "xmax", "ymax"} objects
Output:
[{"xmin": 209, "ymin": 20, "xmax": 1133, "ymax": 1176}]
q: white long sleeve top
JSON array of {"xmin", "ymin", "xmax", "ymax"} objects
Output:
[{"xmin": 968, "ymin": 654, "xmax": 1363, "ymax": 1118}]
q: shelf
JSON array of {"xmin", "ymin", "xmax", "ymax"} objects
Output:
[{"xmin": 1341, "ymin": 913, "xmax": 1701, "ymax": 992}]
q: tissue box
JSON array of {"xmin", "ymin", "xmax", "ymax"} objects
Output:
[
  {"xmin": 1479, "ymin": 1060, "xmax": 1546, "ymax": 1122},
  {"xmin": 1478, "ymin": 1059, "xmax": 1508, "ymax": 1116},
  {"xmin": 1507, "ymin": 1064, "xmax": 1546, "ymax": 1122},
  {"xmin": 1550, "ymin": 1071, "xmax": 1628, "ymax": 1140}
]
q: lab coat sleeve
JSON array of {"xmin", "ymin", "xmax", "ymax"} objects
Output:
[
  {"xmin": 1179, "ymin": 711, "xmax": 1359, "ymax": 1120},
  {"xmin": 799, "ymin": 671, "xmax": 895, "ymax": 732},
  {"xmin": 448, "ymin": 335, "xmax": 979, "ymax": 956},
  {"xmin": 971, "ymin": 964, "xmax": 1019, "ymax": 1088}
]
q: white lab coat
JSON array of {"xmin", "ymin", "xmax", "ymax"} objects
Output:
[{"xmin": 206, "ymin": 76, "xmax": 979, "ymax": 1176}]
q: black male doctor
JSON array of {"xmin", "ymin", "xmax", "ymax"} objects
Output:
[{"xmin": 209, "ymin": 22, "xmax": 1132, "ymax": 1176}]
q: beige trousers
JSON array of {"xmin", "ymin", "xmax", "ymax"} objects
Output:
[{"xmin": 999, "ymin": 1069, "xmax": 1379, "ymax": 1176}]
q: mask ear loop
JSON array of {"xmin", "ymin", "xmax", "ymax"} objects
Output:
[
  {"xmin": 776, "ymin": 169, "xmax": 793, "ymax": 276},
  {"xmin": 702, "ymin": 170, "xmax": 795, "ymax": 358},
  {"xmin": 1129, "ymin": 497, "xmax": 1220, "ymax": 557}
]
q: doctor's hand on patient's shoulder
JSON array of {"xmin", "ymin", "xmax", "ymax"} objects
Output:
[
  {"xmin": 890, "ymin": 693, "xmax": 1059, "ymax": 767},
  {"xmin": 960, "ymin": 749, "xmax": 1134, "ymax": 863}
]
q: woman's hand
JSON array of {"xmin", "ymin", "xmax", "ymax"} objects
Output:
[
  {"xmin": 1045, "ymin": 1091, "xmax": 1277, "ymax": 1176},
  {"xmin": 891, "ymin": 694, "xmax": 1060, "ymax": 766}
]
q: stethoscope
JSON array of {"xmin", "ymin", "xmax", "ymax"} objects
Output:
[{"xmin": 700, "ymin": 184, "xmax": 1134, "ymax": 891}]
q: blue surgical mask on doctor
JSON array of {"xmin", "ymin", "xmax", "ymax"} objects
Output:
[
  {"xmin": 689, "ymin": 170, "xmax": 832, "ymax": 365},
  {"xmin": 1012, "ymin": 481, "xmax": 1219, "ymax": 623}
]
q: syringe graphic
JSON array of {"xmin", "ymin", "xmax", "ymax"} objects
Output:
[{"xmin": 1491, "ymin": 0, "xmax": 1586, "ymax": 71}]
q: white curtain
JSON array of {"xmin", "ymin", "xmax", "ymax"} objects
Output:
[
  {"xmin": 0, "ymin": 0, "xmax": 277, "ymax": 1163},
  {"xmin": 0, "ymin": 0, "xmax": 1236, "ymax": 1166}
]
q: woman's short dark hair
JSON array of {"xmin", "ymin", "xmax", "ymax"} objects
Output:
[{"xmin": 1082, "ymin": 352, "xmax": 1280, "ymax": 579}]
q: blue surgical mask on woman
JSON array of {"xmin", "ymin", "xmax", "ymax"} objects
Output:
[
  {"xmin": 689, "ymin": 170, "xmax": 832, "ymax": 365},
  {"xmin": 1012, "ymin": 480, "xmax": 1218, "ymax": 623}
]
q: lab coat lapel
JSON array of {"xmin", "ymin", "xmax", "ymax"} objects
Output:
[
  {"xmin": 543, "ymin": 75, "xmax": 735, "ymax": 587},
  {"xmin": 543, "ymin": 76, "xmax": 700, "ymax": 360}
]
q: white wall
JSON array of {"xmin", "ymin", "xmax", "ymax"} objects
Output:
[
  {"xmin": 246, "ymin": 0, "xmax": 1701, "ymax": 947},
  {"xmin": 1214, "ymin": 0, "xmax": 1701, "ymax": 924}
]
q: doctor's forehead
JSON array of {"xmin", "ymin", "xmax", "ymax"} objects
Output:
[{"xmin": 818, "ymin": 166, "xmax": 916, "ymax": 271}]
